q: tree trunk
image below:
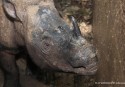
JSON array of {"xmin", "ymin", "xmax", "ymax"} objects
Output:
[{"xmin": 93, "ymin": 0, "xmax": 125, "ymax": 87}]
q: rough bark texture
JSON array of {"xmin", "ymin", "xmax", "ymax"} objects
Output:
[{"xmin": 93, "ymin": 0, "xmax": 125, "ymax": 87}]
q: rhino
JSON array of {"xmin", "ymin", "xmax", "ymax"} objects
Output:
[{"xmin": 0, "ymin": 0, "xmax": 98, "ymax": 87}]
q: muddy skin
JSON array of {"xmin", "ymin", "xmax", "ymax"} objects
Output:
[{"xmin": 0, "ymin": 0, "xmax": 98, "ymax": 87}]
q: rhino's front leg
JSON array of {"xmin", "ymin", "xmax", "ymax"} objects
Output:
[{"xmin": 0, "ymin": 52, "xmax": 21, "ymax": 87}]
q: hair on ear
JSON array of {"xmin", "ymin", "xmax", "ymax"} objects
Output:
[{"xmin": 2, "ymin": 0, "xmax": 20, "ymax": 21}]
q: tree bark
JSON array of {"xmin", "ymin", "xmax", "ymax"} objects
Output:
[{"xmin": 93, "ymin": 0, "xmax": 125, "ymax": 87}]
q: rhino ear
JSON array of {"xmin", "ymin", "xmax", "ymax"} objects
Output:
[{"xmin": 2, "ymin": 0, "xmax": 19, "ymax": 20}]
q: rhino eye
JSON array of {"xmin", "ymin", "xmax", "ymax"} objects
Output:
[
  {"xmin": 58, "ymin": 26, "xmax": 63, "ymax": 30},
  {"xmin": 58, "ymin": 26, "xmax": 65, "ymax": 31}
]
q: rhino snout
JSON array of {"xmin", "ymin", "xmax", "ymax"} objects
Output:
[{"xmin": 68, "ymin": 45, "xmax": 98, "ymax": 75}]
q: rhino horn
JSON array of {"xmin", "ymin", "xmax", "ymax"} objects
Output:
[{"xmin": 70, "ymin": 16, "xmax": 81, "ymax": 37}]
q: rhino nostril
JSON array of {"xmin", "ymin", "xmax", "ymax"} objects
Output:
[
  {"xmin": 87, "ymin": 55, "xmax": 97, "ymax": 65},
  {"xmin": 95, "ymin": 56, "xmax": 98, "ymax": 62}
]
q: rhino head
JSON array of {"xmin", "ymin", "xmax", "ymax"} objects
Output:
[{"xmin": 3, "ymin": 0, "xmax": 98, "ymax": 75}]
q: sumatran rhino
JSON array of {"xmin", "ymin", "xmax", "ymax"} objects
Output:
[{"xmin": 0, "ymin": 0, "xmax": 98, "ymax": 87}]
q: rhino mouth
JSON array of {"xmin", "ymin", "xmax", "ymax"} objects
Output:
[
  {"xmin": 56, "ymin": 62, "xmax": 98, "ymax": 75},
  {"xmin": 73, "ymin": 63, "xmax": 98, "ymax": 75}
]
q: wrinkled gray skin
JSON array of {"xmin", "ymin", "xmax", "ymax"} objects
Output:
[{"xmin": 0, "ymin": 0, "xmax": 98, "ymax": 87}]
